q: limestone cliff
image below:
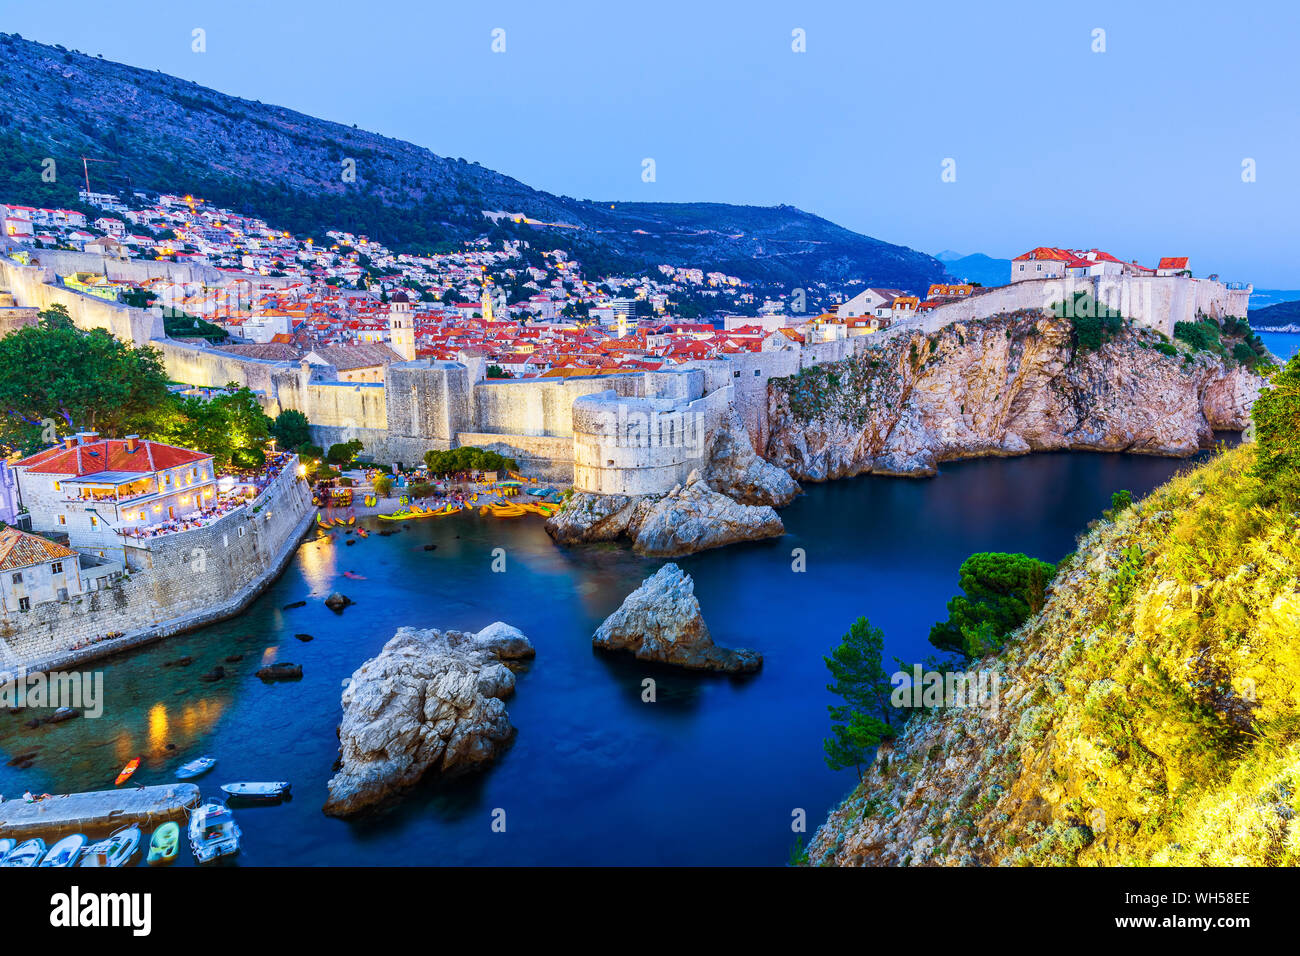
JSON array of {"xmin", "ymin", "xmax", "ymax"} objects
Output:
[
  {"xmin": 546, "ymin": 408, "xmax": 798, "ymax": 555},
  {"xmin": 806, "ymin": 443, "xmax": 1300, "ymax": 866},
  {"xmin": 767, "ymin": 312, "xmax": 1263, "ymax": 481}
]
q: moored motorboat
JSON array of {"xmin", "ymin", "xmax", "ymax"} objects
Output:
[
  {"xmin": 0, "ymin": 837, "xmax": 46, "ymax": 867},
  {"xmin": 79, "ymin": 825, "xmax": 140, "ymax": 867},
  {"xmin": 176, "ymin": 755, "xmax": 217, "ymax": 780},
  {"xmin": 189, "ymin": 800, "xmax": 241, "ymax": 864},
  {"xmin": 220, "ymin": 781, "xmax": 291, "ymax": 803},
  {"xmin": 39, "ymin": 834, "xmax": 86, "ymax": 867},
  {"xmin": 146, "ymin": 822, "xmax": 180, "ymax": 866}
]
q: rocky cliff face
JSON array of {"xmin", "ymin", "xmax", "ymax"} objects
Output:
[
  {"xmin": 593, "ymin": 563, "xmax": 761, "ymax": 673},
  {"xmin": 546, "ymin": 408, "xmax": 798, "ymax": 556},
  {"xmin": 767, "ymin": 312, "xmax": 1263, "ymax": 481},
  {"xmin": 806, "ymin": 443, "xmax": 1300, "ymax": 866},
  {"xmin": 323, "ymin": 622, "xmax": 534, "ymax": 817}
]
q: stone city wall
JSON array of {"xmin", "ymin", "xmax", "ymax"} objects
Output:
[{"xmin": 0, "ymin": 458, "xmax": 314, "ymax": 674}]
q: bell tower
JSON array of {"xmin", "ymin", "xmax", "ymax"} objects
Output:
[{"xmin": 388, "ymin": 291, "xmax": 416, "ymax": 361}]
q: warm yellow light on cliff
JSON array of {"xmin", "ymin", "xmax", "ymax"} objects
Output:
[{"xmin": 297, "ymin": 464, "xmax": 307, "ymax": 477}]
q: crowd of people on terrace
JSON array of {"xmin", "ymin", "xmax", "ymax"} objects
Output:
[{"xmin": 119, "ymin": 450, "xmax": 295, "ymax": 540}]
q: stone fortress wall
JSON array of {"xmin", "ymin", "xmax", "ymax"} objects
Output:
[
  {"xmin": 0, "ymin": 457, "xmax": 315, "ymax": 674},
  {"xmin": 571, "ymin": 369, "xmax": 733, "ymax": 495}
]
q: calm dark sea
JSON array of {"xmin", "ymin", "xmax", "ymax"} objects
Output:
[
  {"xmin": 0, "ymin": 448, "xmax": 1224, "ymax": 865},
  {"xmin": 1258, "ymin": 330, "xmax": 1300, "ymax": 360}
]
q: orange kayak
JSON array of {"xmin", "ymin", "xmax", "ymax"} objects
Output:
[{"xmin": 115, "ymin": 757, "xmax": 141, "ymax": 786}]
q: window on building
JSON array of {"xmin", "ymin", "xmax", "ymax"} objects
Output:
[
  {"xmin": 57, "ymin": 587, "xmax": 68, "ymax": 601},
  {"xmin": 58, "ymin": 515, "xmax": 67, "ymax": 526},
  {"xmin": 53, "ymin": 481, "xmax": 61, "ymax": 491},
  {"xmin": 18, "ymin": 597, "xmax": 30, "ymax": 611},
  {"xmin": 90, "ymin": 516, "xmax": 98, "ymax": 528},
  {"xmin": 10, "ymin": 572, "xmax": 21, "ymax": 584},
  {"xmin": 51, "ymin": 562, "xmax": 62, "ymax": 574},
  {"xmin": 754, "ymin": 369, "xmax": 762, "ymax": 376}
]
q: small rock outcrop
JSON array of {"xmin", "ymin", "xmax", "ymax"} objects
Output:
[
  {"xmin": 593, "ymin": 564, "xmax": 761, "ymax": 673},
  {"xmin": 324, "ymin": 592, "xmax": 353, "ymax": 612},
  {"xmin": 633, "ymin": 471, "xmax": 784, "ymax": 557},
  {"xmin": 323, "ymin": 622, "xmax": 535, "ymax": 817}
]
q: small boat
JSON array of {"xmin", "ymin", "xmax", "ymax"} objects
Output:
[
  {"xmin": 115, "ymin": 757, "xmax": 141, "ymax": 785},
  {"xmin": 146, "ymin": 822, "xmax": 180, "ymax": 866},
  {"xmin": 0, "ymin": 838, "xmax": 14, "ymax": 863},
  {"xmin": 220, "ymin": 781, "xmax": 291, "ymax": 803},
  {"xmin": 39, "ymin": 834, "xmax": 87, "ymax": 867},
  {"xmin": 177, "ymin": 755, "xmax": 217, "ymax": 780},
  {"xmin": 316, "ymin": 513, "xmax": 333, "ymax": 528},
  {"xmin": 356, "ymin": 527, "xmax": 369, "ymax": 538},
  {"xmin": 80, "ymin": 825, "xmax": 141, "ymax": 868},
  {"xmin": 189, "ymin": 800, "xmax": 241, "ymax": 863},
  {"xmin": 0, "ymin": 838, "xmax": 45, "ymax": 867},
  {"xmin": 345, "ymin": 515, "xmax": 356, "ymax": 526}
]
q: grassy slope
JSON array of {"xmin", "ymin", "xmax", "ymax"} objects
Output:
[{"xmin": 808, "ymin": 441, "xmax": 1300, "ymax": 866}]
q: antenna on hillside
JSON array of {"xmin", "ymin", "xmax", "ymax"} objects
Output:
[{"xmin": 80, "ymin": 156, "xmax": 117, "ymax": 196}]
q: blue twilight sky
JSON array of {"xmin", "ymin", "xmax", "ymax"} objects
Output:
[{"xmin": 6, "ymin": 0, "xmax": 1298, "ymax": 285}]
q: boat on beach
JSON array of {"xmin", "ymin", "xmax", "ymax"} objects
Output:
[
  {"xmin": 0, "ymin": 837, "xmax": 46, "ymax": 867},
  {"xmin": 177, "ymin": 755, "xmax": 217, "ymax": 780},
  {"xmin": 189, "ymin": 800, "xmax": 241, "ymax": 863},
  {"xmin": 39, "ymin": 834, "xmax": 87, "ymax": 867},
  {"xmin": 220, "ymin": 781, "xmax": 291, "ymax": 803},
  {"xmin": 80, "ymin": 825, "xmax": 140, "ymax": 867}
]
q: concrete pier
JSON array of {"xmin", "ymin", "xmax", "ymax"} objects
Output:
[{"xmin": 0, "ymin": 784, "xmax": 200, "ymax": 838}]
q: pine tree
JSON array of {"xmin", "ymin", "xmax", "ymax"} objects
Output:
[{"xmin": 823, "ymin": 617, "xmax": 895, "ymax": 779}]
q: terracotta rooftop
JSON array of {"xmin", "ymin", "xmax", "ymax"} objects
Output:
[
  {"xmin": 0, "ymin": 527, "xmax": 79, "ymax": 572},
  {"xmin": 15, "ymin": 438, "xmax": 211, "ymax": 476}
]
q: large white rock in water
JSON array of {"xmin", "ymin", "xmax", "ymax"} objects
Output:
[
  {"xmin": 323, "ymin": 622, "xmax": 534, "ymax": 817},
  {"xmin": 593, "ymin": 563, "xmax": 761, "ymax": 673}
]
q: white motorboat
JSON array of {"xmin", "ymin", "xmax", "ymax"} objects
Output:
[
  {"xmin": 189, "ymin": 800, "xmax": 241, "ymax": 864},
  {"xmin": 0, "ymin": 837, "xmax": 45, "ymax": 867},
  {"xmin": 39, "ymin": 834, "xmax": 87, "ymax": 867},
  {"xmin": 79, "ymin": 825, "xmax": 141, "ymax": 867}
]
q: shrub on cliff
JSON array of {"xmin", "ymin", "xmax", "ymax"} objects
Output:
[
  {"xmin": 929, "ymin": 552, "xmax": 1056, "ymax": 659},
  {"xmin": 1250, "ymin": 354, "xmax": 1300, "ymax": 504}
]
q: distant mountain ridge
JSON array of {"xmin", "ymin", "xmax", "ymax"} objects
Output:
[
  {"xmin": 933, "ymin": 251, "xmax": 1013, "ymax": 287},
  {"xmin": 0, "ymin": 33, "xmax": 946, "ymax": 291}
]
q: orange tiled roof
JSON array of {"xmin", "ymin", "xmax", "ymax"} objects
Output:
[
  {"xmin": 0, "ymin": 527, "xmax": 78, "ymax": 572},
  {"xmin": 15, "ymin": 438, "xmax": 211, "ymax": 476}
]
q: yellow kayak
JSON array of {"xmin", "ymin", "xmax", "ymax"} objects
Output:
[{"xmin": 316, "ymin": 514, "xmax": 334, "ymax": 528}]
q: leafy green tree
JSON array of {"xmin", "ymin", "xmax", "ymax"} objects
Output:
[
  {"xmin": 929, "ymin": 552, "xmax": 1056, "ymax": 659},
  {"xmin": 157, "ymin": 385, "xmax": 272, "ymax": 472},
  {"xmin": 326, "ymin": 439, "xmax": 364, "ymax": 467},
  {"xmin": 423, "ymin": 446, "xmax": 519, "ymax": 475},
  {"xmin": 1251, "ymin": 354, "xmax": 1300, "ymax": 504},
  {"xmin": 0, "ymin": 320, "xmax": 173, "ymax": 454},
  {"xmin": 823, "ymin": 616, "xmax": 896, "ymax": 779},
  {"xmin": 271, "ymin": 409, "xmax": 312, "ymax": 450}
]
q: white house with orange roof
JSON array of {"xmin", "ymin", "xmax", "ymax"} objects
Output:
[
  {"xmin": 12, "ymin": 434, "xmax": 217, "ymax": 561},
  {"xmin": 0, "ymin": 527, "xmax": 83, "ymax": 613}
]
